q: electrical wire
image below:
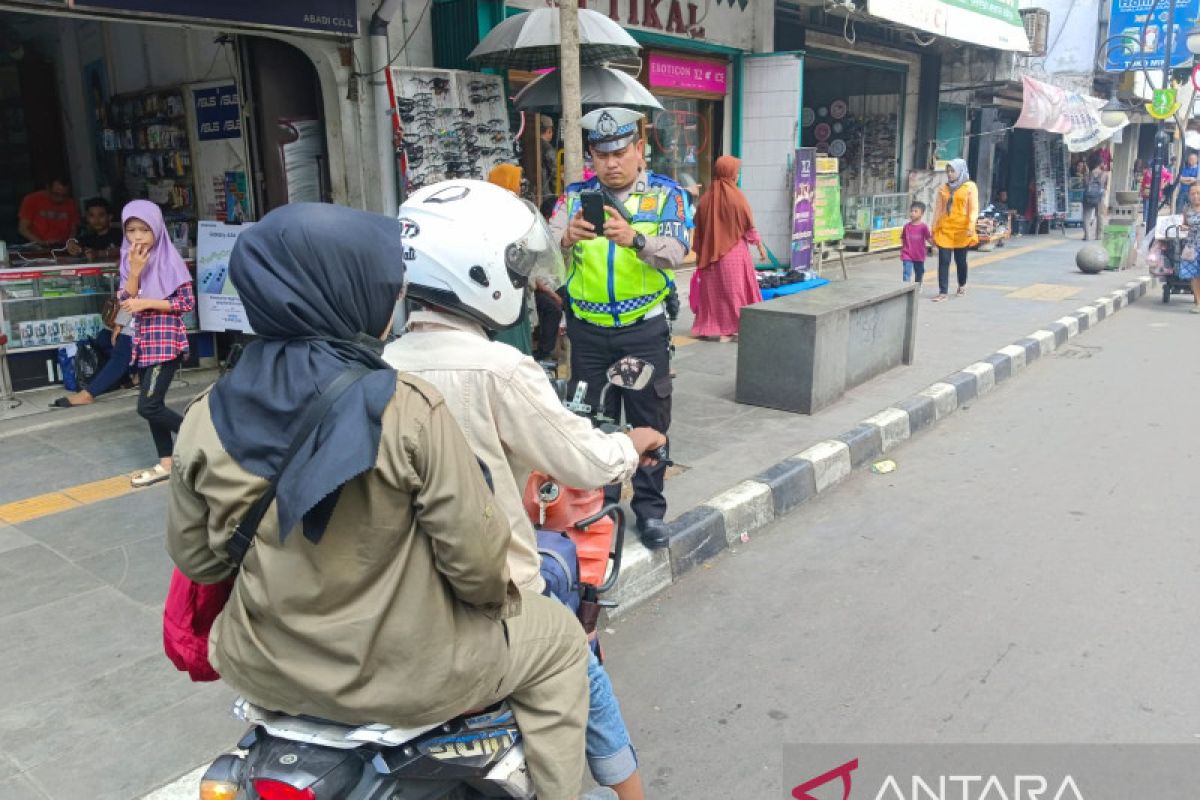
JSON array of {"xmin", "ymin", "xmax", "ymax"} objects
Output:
[
  {"xmin": 843, "ymin": 9, "xmax": 857, "ymax": 45},
  {"xmin": 353, "ymin": 0, "xmax": 435, "ymax": 79}
]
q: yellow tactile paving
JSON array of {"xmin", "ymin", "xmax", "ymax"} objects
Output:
[
  {"xmin": 0, "ymin": 492, "xmax": 81, "ymax": 524},
  {"xmin": 671, "ymin": 335, "xmax": 699, "ymax": 347},
  {"xmin": 1006, "ymin": 283, "xmax": 1082, "ymax": 302},
  {"xmin": 61, "ymin": 475, "xmax": 138, "ymax": 505},
  {"xmin": 0, "ymin": 473, "xmax": 143, "ymax": 525},
  {"xmin": 969, "ymin": 236, "xmax": 1065, "ymax": 268}
]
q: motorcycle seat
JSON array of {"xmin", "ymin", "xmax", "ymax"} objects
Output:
[{"xmin": 234, "ymin": 697, "xmax": 439, "ymax": 750}]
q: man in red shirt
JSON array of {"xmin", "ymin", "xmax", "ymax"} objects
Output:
[{"xmin": 18, "ymin": 177, "xmax": 80, "ymax": 245}]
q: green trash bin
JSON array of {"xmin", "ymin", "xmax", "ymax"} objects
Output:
[{"xmin": 1103, "ymin": 223, "xmax": 1132, "ymax": 270}]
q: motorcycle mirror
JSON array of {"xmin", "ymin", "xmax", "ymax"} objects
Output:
[{"xmin": 606, "ymin": 356, "xmax": 655, "ymax": 391}]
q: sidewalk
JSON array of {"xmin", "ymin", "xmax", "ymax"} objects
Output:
[
  {"xmin": 0, "ymin": 231, "xmax": 1155, "ymax": 800},
  {"xmin": 662, "ymin": 235, "xmax": 1137, "ymax": 516}
]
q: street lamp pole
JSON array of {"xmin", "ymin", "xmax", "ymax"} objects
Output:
[{"xmin": 1145, "ymin": 0, "xmax": 1178, "ymax": 232}]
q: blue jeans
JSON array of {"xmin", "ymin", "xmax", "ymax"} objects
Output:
[
  {"xmin": 585, "ymin": 648, "xmax": 638, "ymax": 785},
  {"xmin": 902, "ymin": 260, "xmax": 925, "ymax": 283},
  {"xmin": 86, "ymin": 332, "xmax": 133, "ymax": 396}
]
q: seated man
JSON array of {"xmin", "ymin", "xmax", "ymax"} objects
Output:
[
  {"xmin": 68, "ymin": 198, "xmax": 123, "ymax": 259},
  {"xmin": 18, "ymin": 177, "xmax": 80, "ymax": 246},
  {"xmin": 385, "ymin": 180, "xmax": 665, "ymax": 800}
]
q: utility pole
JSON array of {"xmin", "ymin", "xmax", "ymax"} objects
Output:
[
  {"xmin": 559, "ymin": 0, "xmax": 584, "ymax": 184},
  {"xmin": 1145, "ymin": 0, "xmax": 1178, "ymax": 232}
]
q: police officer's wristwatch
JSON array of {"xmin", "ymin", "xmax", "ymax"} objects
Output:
[{"xmin": 632, "ymin": 232, "xmax": 647, "ymax": 252}]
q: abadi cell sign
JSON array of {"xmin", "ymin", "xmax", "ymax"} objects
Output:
[{"xmin": 868, "ymin": 0, "xmax": 1030, "ymax": 51}]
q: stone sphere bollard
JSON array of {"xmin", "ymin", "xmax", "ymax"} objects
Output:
[{"xmin": 1075, "ymin": 243, "xmax": 1109, "ymax": 274}]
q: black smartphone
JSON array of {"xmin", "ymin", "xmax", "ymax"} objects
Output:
[{"xmin": 580, "ymin": 190, "xmax": 606, "ymax": 233}]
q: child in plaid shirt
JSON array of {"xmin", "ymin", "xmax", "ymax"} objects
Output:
[{"xmin": 117, "ymin": 200, "xmax": 195, "ymax": 488}]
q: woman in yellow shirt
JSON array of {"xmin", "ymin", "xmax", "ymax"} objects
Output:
[{"xmin": 930, "ymin": 158, "xmax": 979, "ymax": 303}]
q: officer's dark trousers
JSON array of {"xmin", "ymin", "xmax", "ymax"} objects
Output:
[{"xmin": 567, "ymin": 313, "xmax": 672, "ymax": 523}]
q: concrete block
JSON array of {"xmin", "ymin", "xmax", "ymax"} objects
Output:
[
  {"xmin": 997, "ymin": 344, "xmax": 1027, "ymax": 374},
  {"xmin": 666, "ymin": 506, "xmax": 729, "ymax": 577},
  {"xmin": 1055, "ymin": 316, "xmax": 1080, "ymax": 339},
  {"xmin": 1095, "ymin": 297, "xmax": 1114, "ymax": 317},
  {"xmin": 736, "ymin": 281, "xmax": 917, "ymax": 414},
  {"xmin": 962, "ymin": 361, "xmax": 996, "ymax": 396},
  {"xmin": 1110, "ymin": 290, "xmax": 1125, "ymax": 310},
  {"xmin": 1013, "ymin": 338, "xmax": 1041, "ymax": 364},
  {"xmin": 942, "ymin": 371, "xmax": 978, "ymax": 406},
  {"xmin": 862, "ymin": 407, "xmax": 911, "ymax": 453},
  {"xmin": 705, "ymin": 481, "xmax": 774, "ymax": 546},
  {"xmin": 1136, "ymin": 276, "xmax": 1151, "ymax": 297},
  {"xmin": 1029, "ymin": 329, "xmax": 1056, "ymax": 356},
  {"xmin": 1048, "ymin": 322, "xmax": 1069, "ymax": 348},
  {"xmin": 895, "ymin": 393, "xmax": 937, "ymax": 434},
  {"xmin": 984, "ymin": 352, "xmax": 1013, "ymax": 384},
  {"xmin": 753, "ymin": 458, "xmax": 817, "ymax": 516},
  {"xmin": 795, "ymin": 440, "xmax": 852, "ymax": 493},
  {"xmin": 1074, "ymin": 305, "xmax": 1099, "ymax": 329},
  {"xmin": 919, "ymin": 382, "xmax": 958, "ymax": 420},
  {"xmin": 609, "ymin": 536, "xmax": 672, "ymax": 617},
  {"xmin": 836, "ymin": 424, "xmax": 884, "ymax": 468}
]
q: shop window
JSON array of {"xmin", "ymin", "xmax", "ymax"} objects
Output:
[{"xmin": 645, "ymin": 98, "xmax": 716, "ymax": 196}]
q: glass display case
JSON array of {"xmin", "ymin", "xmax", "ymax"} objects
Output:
[
  {"xmin": 841, "ymin": 192, "xmax": 908, "ymax": 252},
  {"xmin": 0, "ymin": 263, "xmax": 118, "ymax": 352},
  {"xmin": 0, "ymin": 261, "xmax": 199, "ymax": 352}
]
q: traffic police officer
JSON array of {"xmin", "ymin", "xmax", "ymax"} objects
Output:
[{"xmin": 548, "ymin": 107, "xmax": 691, "ymax": 549}]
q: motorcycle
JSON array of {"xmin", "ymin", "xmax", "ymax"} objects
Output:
[
  {"xmin": 523, "ymin": 356, "xmax": 664, "ymax": 653},
  {"xmin": 197, "ymin": 359, "xmax": 661, "ymax": 800}
]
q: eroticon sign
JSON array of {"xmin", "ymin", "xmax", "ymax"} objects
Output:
[{"xmin": 648, "ymin": 54, "xmax": 728, "ymax": 95}]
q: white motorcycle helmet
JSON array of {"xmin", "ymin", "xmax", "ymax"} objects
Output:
[{"xmin": 399, "ymin": 179, "xmax": 565, "ymax": 330}]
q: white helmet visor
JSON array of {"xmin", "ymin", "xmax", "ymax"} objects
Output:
[{"xmin": 505, "ymin": 200, "xmax": 565, "ymax": 288}]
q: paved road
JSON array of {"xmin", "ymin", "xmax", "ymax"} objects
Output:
[{"xmin": 601, "ymin": 297, "xmax": 1200, "ymax": 798}]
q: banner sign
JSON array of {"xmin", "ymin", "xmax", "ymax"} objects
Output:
[
  {"xmin": 193, "ymin": 85, "xmax": 241, "ymax": 142},
  {"xmin": 791, "ymin": 148, "xmax": 816, "ymax": 271},
  {"xmin": 70, "ymin": 0, "xmax": 359, "ymax": 35},
  {"xmin": 868, "ymin": 0, "xmax": 1029, "ymax": 51},
  {"xmin": 648, "ymin": 54, "xmax": 729, "ymax": 95},
  {"xmin": 197, "ymin": 221, "xmax": 255, "ymax": 334},
  {"xmin": 1015, "ymin": 76, "xmax": 1127, "ymax": 153},
  {"xmin": 1104, "ymin": 0, "xmax": 1200, "ymax": 72}
]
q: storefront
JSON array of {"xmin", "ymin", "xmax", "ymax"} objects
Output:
[
  {"xmin": 800, "ymin": 48, "xmax": 911, "ymax": 251},
  {"xmin": 0, "ymin": 1, "xmax": 388, "ymax": 392},
  {"xmin": 494, "ymin": 0, "xmax": 756, "ymax": 210}
]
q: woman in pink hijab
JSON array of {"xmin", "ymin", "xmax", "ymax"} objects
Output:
[{"xmin": 117, "ymin": 200, "xmax": 195, "ymax": 487}]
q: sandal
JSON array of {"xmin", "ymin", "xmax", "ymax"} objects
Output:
[
  {"xmin": 932, "ymin": 294, "xmax": 948, "ymax": 303},
  {"xmin": 49, "ymin": 397, "xmax": 74, "ymax": 408},
  {"xmin": 131, "ymin": 464, "xmax": 170, "ymax": 488},
  {"xmin": 956, "ymin": 286, "xmax": 967, "ymax": 296}
]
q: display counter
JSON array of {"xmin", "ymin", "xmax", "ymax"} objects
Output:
[
  {"xmin": 841, "ymin": 192, "xmax": 907, "ymax": 252},
  {"xmin": 0, "ymin": 259, "xmax": 200, "ymax": 392}
]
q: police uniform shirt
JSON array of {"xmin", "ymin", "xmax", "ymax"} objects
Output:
[{"xmin": 547, "ymin": 170, "xmax": 689, "ymax": 273}]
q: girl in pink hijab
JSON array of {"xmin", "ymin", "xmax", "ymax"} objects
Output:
[{"xmin": 117, "ymin": 200, "xmax": 195, "ymax": 487}]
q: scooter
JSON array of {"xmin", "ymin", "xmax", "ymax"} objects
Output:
[
  {"xmin": 196, "ymin": 359, "xmax": 661, "ymax": 800},
  {"xmin": 522, "ymin": 357, "xmax": 662, "ymax": 649}
]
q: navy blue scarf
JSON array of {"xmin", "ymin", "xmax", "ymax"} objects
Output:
[{"xmin": 209, "ymin": 203, "xmax": 404, "ymax": 545}]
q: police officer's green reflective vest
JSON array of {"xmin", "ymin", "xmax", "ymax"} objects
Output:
[{"xmin": 563, "ymin": 174, "xmax": 689, "ymax": 327}]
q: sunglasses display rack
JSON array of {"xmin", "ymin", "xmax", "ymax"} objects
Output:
[{"xmin": 389, "ymin": 67, "xmax": 516, "ymax": 193}]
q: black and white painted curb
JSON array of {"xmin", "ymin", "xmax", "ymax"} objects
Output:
[{"xmin": 609, "ymin": 276, "xmax": 1152, "ymax": 616}]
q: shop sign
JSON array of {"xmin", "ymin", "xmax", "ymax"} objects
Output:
[
  {"xmin": 512, "ymin": 0, "xmax": 755, "ymax": 51},
  {"xmin": 814, "ymin": 172, "xmax": 845, "ymax": 243},
  {"xmin": 1146, "ymin": 87, "xmax": 1180, "ymax": 120},
  {"xmin": 648, "ymin": 54, "xmax": 728, "ymax": 95},
  {"xmin": 868, "ymin": 227, "xmax": 903, "ymax": 250},
  {"xmin": 791, "ymin": 148, "xmax": 816, "ymax": 270},
  {"xmin": 1103, "ymin": 0, "xmax": 1200, "ymax": 72},
  {"xmin": 193, "ymin": 85, "xmax": 241, "ymax": 142},
  {"xmin": 197, "ymin": 221, "xmax": 256, "ymax": 334},
  {"xmin": 70, "ymin": 0, "xmax": 358, "ymax": 35},
  {"xmin": 868, "ymin": 0, "xmax": 1029, "ymax": 52}
]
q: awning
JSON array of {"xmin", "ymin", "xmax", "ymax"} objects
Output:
[
  {"xmin": 1015, "ymin": 76, "xmax": 1128, "ymax": 152},
  {"xmin": 868, "ymin": 0, "xmax": 1030, "ymax": 52}
]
